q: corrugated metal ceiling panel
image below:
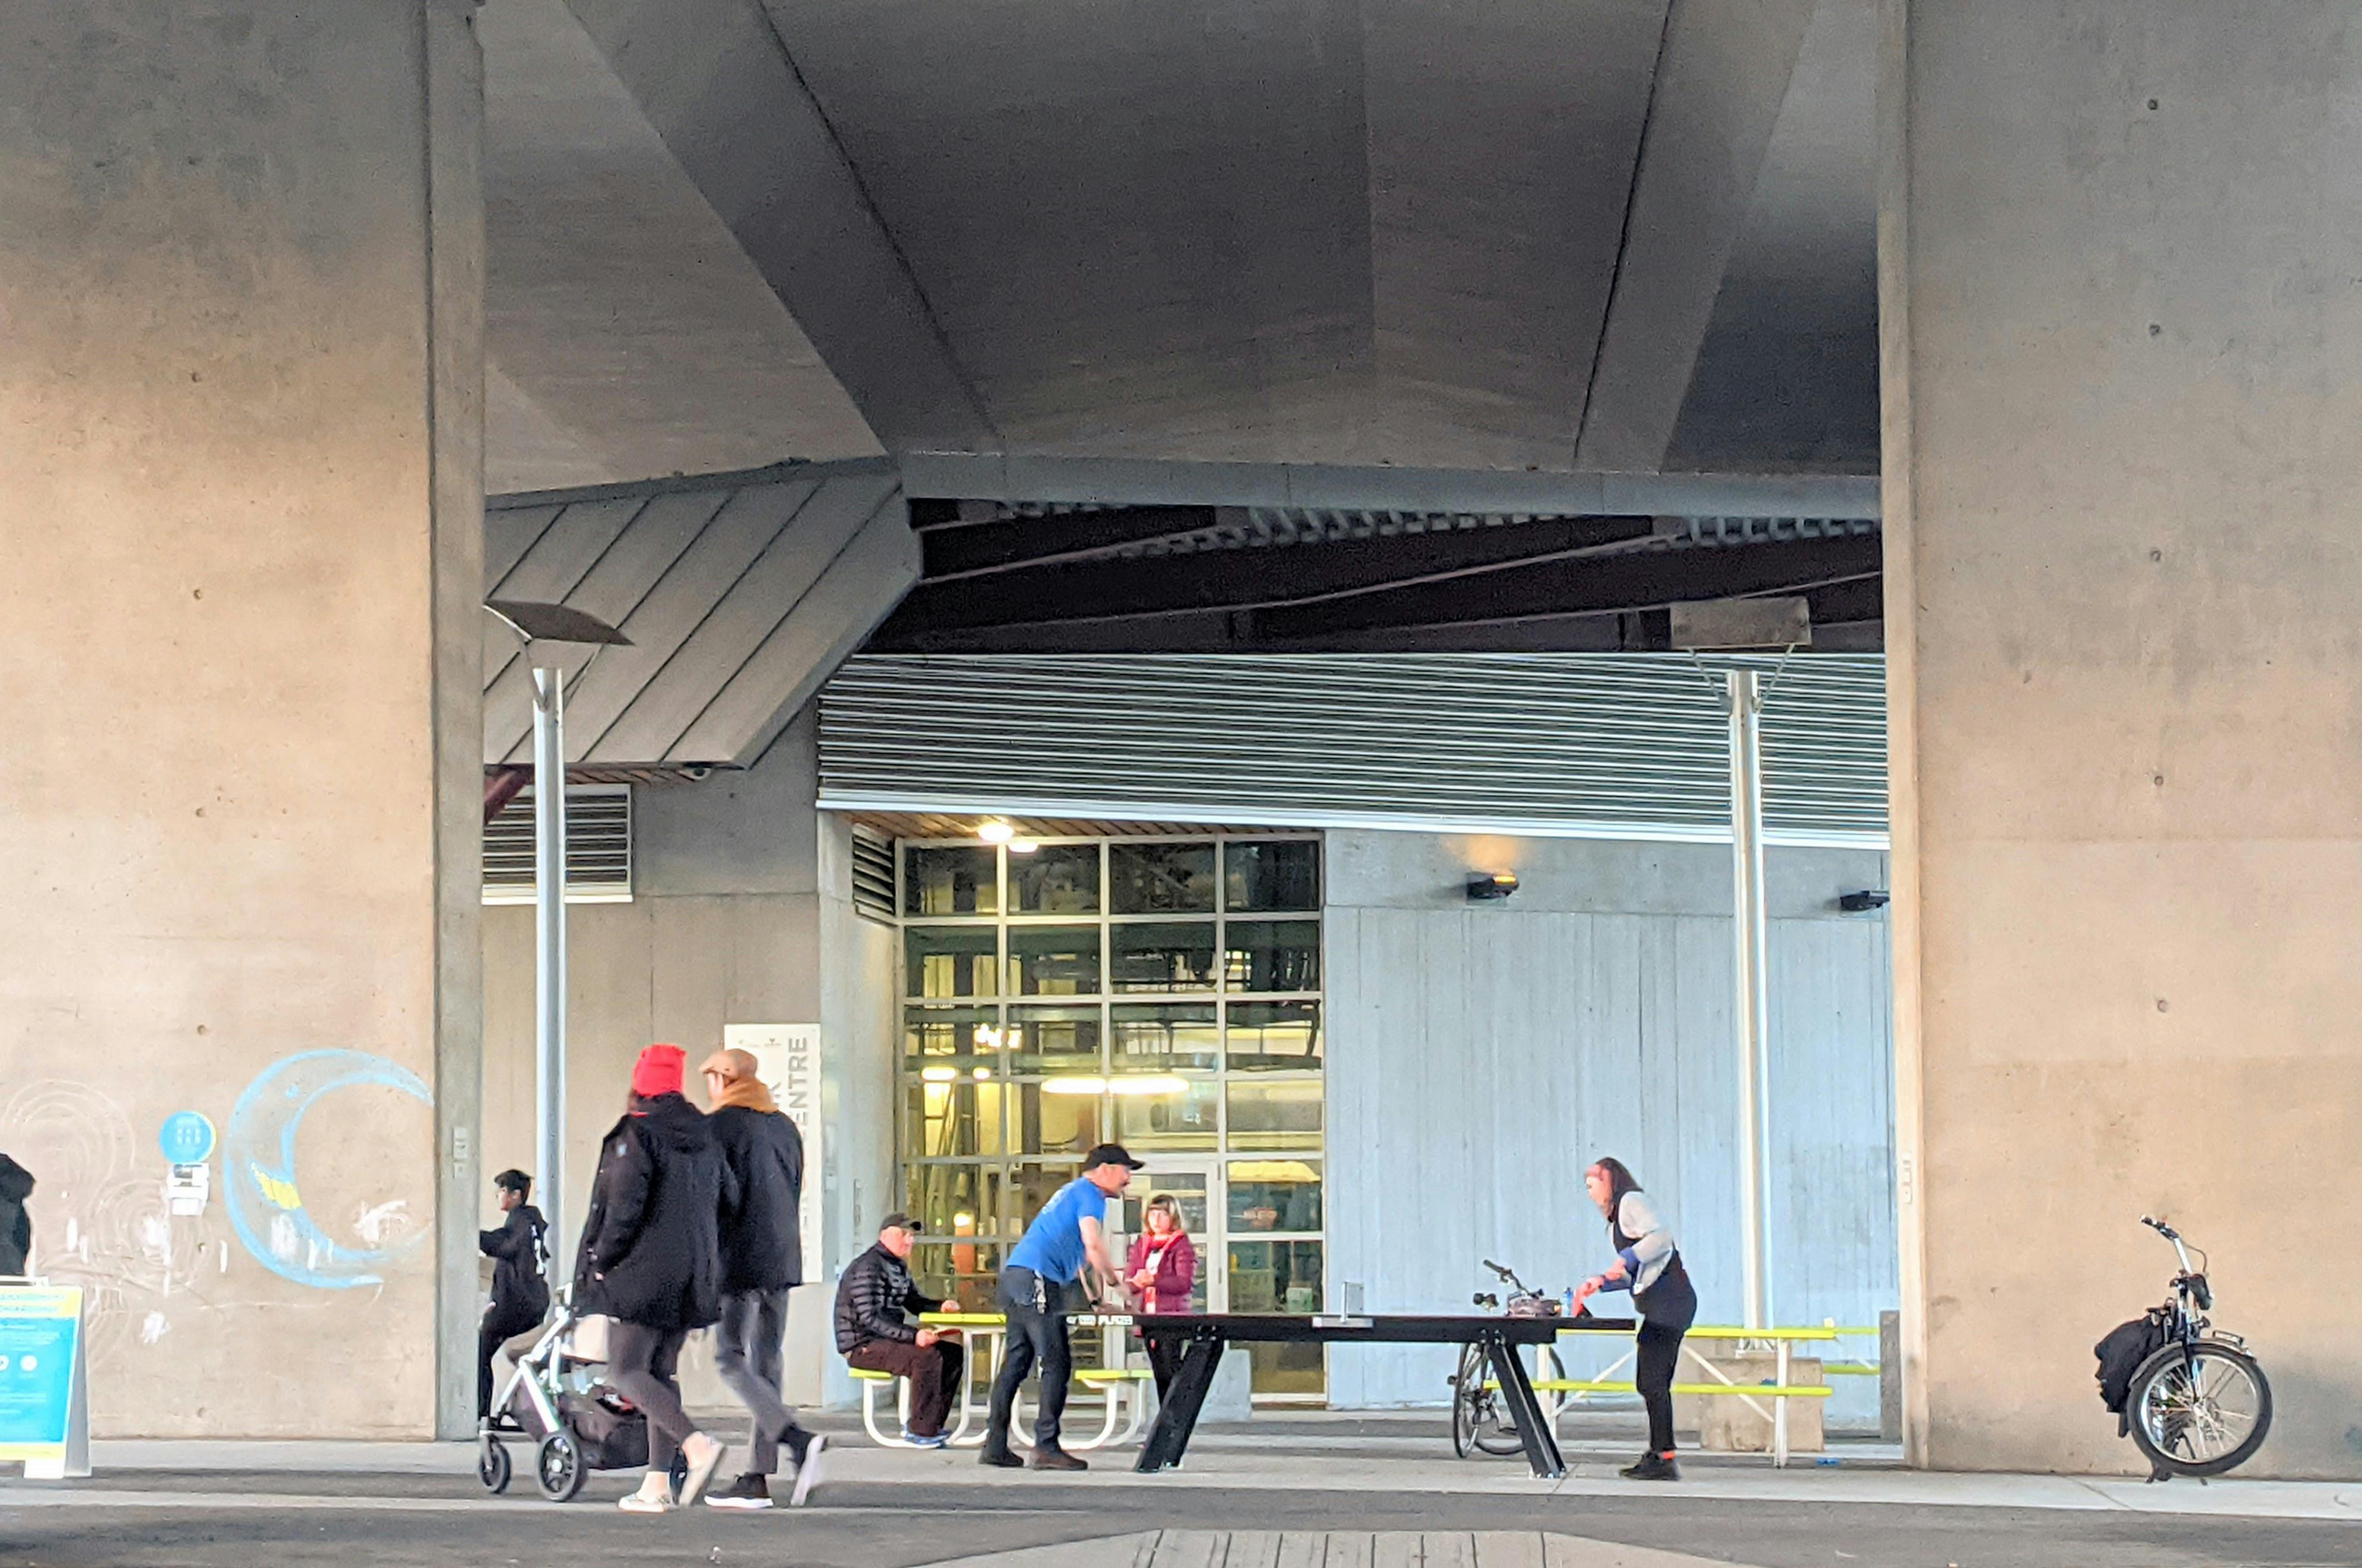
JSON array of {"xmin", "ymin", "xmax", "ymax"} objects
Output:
[{"xmin": 817, "ymin": 653, "xmax": 1887, "ymax": 845}]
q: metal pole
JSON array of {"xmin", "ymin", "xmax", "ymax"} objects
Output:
[
  {"xmin": 531, "ymin": 665, "xmax": 568, "ymax": 1287},
  {"xmin": 1727, "ymin": 669, "xmax": 1773, "ymax": 1330}
]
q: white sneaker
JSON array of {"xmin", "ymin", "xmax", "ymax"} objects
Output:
[
  {"xmin": 617, "ymin": 1474, "xmax": 674, "ymax": 1514},
  {"xmin": 677, "ymin": 1433, "xmax": 728, "ymax": 1509},
  {"xmin": 788, "ymin": 1433, "xmax": 828, "ymax": 1507}
]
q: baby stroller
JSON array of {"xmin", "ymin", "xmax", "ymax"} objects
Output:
[{"xmin": 478, "ymin": 1296, "xmax": 677, "ymax": 1503}]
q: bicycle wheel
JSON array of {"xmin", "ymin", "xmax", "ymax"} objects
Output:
[
  {"xmin": 2128, "ymin": 1340, "xmax": 2272, "ymax": 1477},
  {"xmin": 1470, "ymin": 1344, "xmax": 1530, "ymax": 1457},
  {"xmin": 1449, "ymin": 1342, "xmax": 1494, "ymax": 1458}
]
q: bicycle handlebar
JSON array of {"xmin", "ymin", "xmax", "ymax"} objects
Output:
[{"xmin": 2141, "ymin": 1215, "xmax": 2179, "ymax": 1240}]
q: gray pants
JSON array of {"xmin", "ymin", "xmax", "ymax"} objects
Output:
[
  {"xmin": 606, "ymin": 1320, "xmax": 697, "ymax": 1474},
  {"xmin": 713, "ymin": 1287, "xmax": 806, "ymax": 1473}
]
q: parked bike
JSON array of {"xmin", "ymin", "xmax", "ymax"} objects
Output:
[
  {"xmin": 1449, "ymin": 1260, "xmax": 1568, "ymax": 1458},
  {"xmin": 2096, "ymin": 1217, "xmax": 2272, "ymax": 1480}
]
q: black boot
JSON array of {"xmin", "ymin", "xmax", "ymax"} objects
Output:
[
  {"xmin": 1620, "ymin": 1451, "xmax": 1680, "ymax": 1481},
  {"xmin": 1029, "ymin": 1445, "xmax": 1088, "ymax": 1471},
  {"xmin": 978, "ymin": 1446, "xmax": 1024, "ymax": 1468}
]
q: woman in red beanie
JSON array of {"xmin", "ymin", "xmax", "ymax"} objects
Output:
[{"xmin": 575, "ymin": 1043, "xmax": 735, "ymax": 1512}]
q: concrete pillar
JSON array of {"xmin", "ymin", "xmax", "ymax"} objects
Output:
[
  {"xmin": 1883, "ymin": 4, "xmax": 2362, "ymax": 1476},
  {"xmin": 0, "ymin": 2, "xmax": 485, "ymax": 1437}
]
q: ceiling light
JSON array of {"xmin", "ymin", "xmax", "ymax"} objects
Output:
[
  {"xmin": 1109, "ymin": 1075, "xmax": 1189, "ymax": 1097},
  {"xmin": 1041, "ymin": 1075, "xmax": 1108, "ymax": 1096},
  {"xmin": 1009, "ymin": 838, "xmax": 1040, "ymax": 855},
  {"xmin": 919, "ymin": 1066, "xmax": 957, "ymax": 1083},
  {"xmin": 972, "ymin": 1066, "xmax": 993, "ymax": 1081},
  {"xmin": 978, "ymin": 820, "xmax": 1015, "ymax": 844},
  {"xmin": 953, "ymin": 1212, "xmax": 975, "ymax": 1228}
]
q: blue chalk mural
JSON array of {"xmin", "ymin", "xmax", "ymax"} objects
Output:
[{"xmin": 224, "ymin": 1050, "xmax": 432, "ymax": 1290}]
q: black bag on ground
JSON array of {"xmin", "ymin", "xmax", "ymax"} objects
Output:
[
  {"xmin": 2094, "ymin": 1309, "xmax": 2170, "ymax": 1436},
  {"xmin": 558, "ymin": 1387, "xmax": 650, "ymax": 1471}
]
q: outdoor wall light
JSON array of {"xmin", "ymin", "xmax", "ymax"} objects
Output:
[
  {"xmin": 1838, "ymin": 890, "xmax": 1890, "ymax": 913},
  {"xmin": 1466, "ymin": 871, "xmax": 1520, "ymax": 901},
  {"xmin": 978, "ymin": 820, "xmax": 1016, "ymax": 844}
]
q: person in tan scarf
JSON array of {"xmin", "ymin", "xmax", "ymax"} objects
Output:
[{"xmin": 698, "ymin": 1048, "xmax": 823, "ymax": 1509}]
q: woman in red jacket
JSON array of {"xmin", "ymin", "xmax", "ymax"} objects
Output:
[{"xmin": 1125, "ymin": 1195, "xmax": 1198, "ymax": 1397}]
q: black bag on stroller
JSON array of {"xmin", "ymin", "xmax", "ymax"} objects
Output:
[{"xmin": 559, "ymin": 1385, "xmax": 651, "ymax": 1471}]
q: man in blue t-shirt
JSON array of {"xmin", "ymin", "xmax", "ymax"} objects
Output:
[{"xmin": 979, "ymin": 1143, "xmax": 1143, "ymax": 1470}]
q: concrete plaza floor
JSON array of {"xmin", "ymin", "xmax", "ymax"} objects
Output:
[{"xmin": 5, "ymin": 1413, "xmax": 2358, "ymax": 1567}]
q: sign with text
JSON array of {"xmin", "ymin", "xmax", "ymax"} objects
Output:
[
  {"xmin": 724, "ymin": 1024, "xmax": 823, "ymax": 1282},
  {"xmin": 0, "ymin": 1284, "xmax": 90, "ymax": 1478}
]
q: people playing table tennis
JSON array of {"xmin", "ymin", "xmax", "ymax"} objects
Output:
[
  {"xmin": 1572, "ymin": 1156, "xmax": 1698, "ymax": 1482},
  {"xmin": 978, "ymin": 1142, "xmax": 1142, "ymax": 1471}
]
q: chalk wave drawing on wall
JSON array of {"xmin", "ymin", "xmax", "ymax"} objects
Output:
[{"xmin": 224, "ymin": 1050, "xmax": 432, "ymax": 1289}]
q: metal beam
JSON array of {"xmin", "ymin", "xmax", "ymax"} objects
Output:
[
  {"xmin": 1254, "ymin": 533, "xmax": 1881, "ymax": 639},
  {"xmin": 1572, "ymin": 0, "xmax": 1824, "ymax": 471},
  {"xmin": 562, "ymin": 0, "xmax": 995, "ymax": 451},
  {"xmin": 881, "ymin": 517, "xmax": 1660, "ymax": 634},
  {"xmin": 898, "ymin": 452, "xmax": 1879, "ymax": 520},
  {"xmin": 921, "ymin": 505, "xmax": 1221, "ymax": 579}
]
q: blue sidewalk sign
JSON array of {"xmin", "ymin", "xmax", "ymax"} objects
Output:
[
  {"xmin": 159, "ymin": 1111, "xmax": 217, "ymax": 1167},
  {"xmin": 0, "ymin": 1285, "xmax": 89, "ymax": 1477}
]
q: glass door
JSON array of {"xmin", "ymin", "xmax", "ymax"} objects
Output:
[{"xmin": 1115, "ymin": 1156, "xmax": 1223, "ymax": 1312}]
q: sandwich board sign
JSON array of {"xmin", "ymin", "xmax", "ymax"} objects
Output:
[{"xmin": 0, "ymin": 1283, "xmax": 90, "ymax": 1478}]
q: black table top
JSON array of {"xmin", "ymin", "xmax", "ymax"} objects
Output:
[{"xmin": 1125, "ymin": 1311, "xmax": 1564, "ymax": 1345}]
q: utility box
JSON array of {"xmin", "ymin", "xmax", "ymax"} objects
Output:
[{"xmin": 1680, "ymin": 1349, "xmax": 1825, "ymax": 1454}]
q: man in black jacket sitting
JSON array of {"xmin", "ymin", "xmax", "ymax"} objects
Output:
[
  {"xmin": 835, "ymin": 1215, "xmax": 963, "ymax": 1447},
  {"xmin": 699, "ymin": 1048, "xmax": 821, "ymax": 1510}
]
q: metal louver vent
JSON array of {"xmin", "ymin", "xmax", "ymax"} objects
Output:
[
  {"xmin": 483, "ymin": 785, "xmax": 634, "ymax": 904},
  {"xmin": 849, "ymin": 826, "xmax": 896, "ymax": 924},
  {"xmin": 818, "ymin": 654, "xmax": 1887, "ymax": 846}
]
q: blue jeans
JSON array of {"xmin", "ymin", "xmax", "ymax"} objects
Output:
[{"xmin": 985, "ymin": 1266, "xmax": 1071, "ymax": 1452}]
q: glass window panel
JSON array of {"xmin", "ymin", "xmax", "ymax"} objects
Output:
[
  {"xmin": 1224, "ymin": 839, "xmax": 1320, "ymax": 912},
  {"xmin": 1109, "ymin": 842, "xmax": 1217, "ymax": 913},
  {"xmin": 1008, "ymin": 925, "xmax": 1100, "ymax": 996},
  {"xmin": 903, "ymin": 844, "xmax": 999, "ymax": 917},
  {"xmin": 1223, "ymin": 919, "xmax": 1320, "ymax": 993},
  {"xmin": 1009, "ymin": 1161, "xmax": 1087, "ymax": 1232},
  {"xmin": 1227, "ymin": 1159, "xmax": 1323, "ymax": 1234},
  {"xmin": 904, "ymin": 1004, "xmax": 1001, "ymax": 1063},
  {"xmin": 1111, "ymin": 1078, "xmax": 1220, "ymax": 1150},
  {"xmin": 1120, "ymin": 1172, "xmax": 1213, "ymax": 1254},
  {"xmin": 1112, "ymin": 1003, "xmax": 1219, "ymax": 1070},
  {"xmin": 1111, "ymin": 921, "xmax": 1217, "ymax": 992},
  {"xmin": 1005, "ymin": 1005, "xmax": 1102, "ymax": 1073},
  {"xmin": 1225, "ymin": 1079, "xmax": 1323, "ymax": 1150},
  {"xmin": 1008, "ymin": 843, "xmax": 1101, "ymax": 914},
  {"xmin": 1228, "ymin": 1239, "xmax": 1323, "ymax": 1314},
  {"xmin": 1246, "ymin": 1340, "xmax": 1327, "ymax": 1397},
  {"xmin": 907, "ymin": 926, "xmax": 999, "ymax": 999},
  {"xmin": 905, "ymin": 1238, "xmax": 1001, "ymax": 1314},
  {"xmin": 899, "ymin": 1162, "xmax": 994, "ymax": 1239},
  {"xmin": 1010, "ymin": 1083, "xmax": 1103, "ymax": 1158},
  {"xmin": 905, "ymin": 1079, "xmax": 1007, "ymax": 1159},
  {"xmin": 1225, "ymin": 1000, "xmax": 1322, "ymax": 1072}
]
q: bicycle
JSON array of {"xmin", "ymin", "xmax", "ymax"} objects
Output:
[
  {"xmin": 2122, "ymin": 1216, "xmax": 2272, "ymax": 1479},
  {"xmin": 1448, "ymin": 1260, "xmax": 1568, "ymax": 1458}
]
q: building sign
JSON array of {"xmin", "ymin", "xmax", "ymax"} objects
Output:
[
  {"xmin": 724, "ymin": 1024, "xmax": 823, "ymax": 1282},
  {"xmin": 0, "ymin": 1284, "xmax": 90, "ymax": 1478}
]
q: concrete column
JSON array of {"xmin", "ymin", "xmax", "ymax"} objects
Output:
[
  {"xmin": 0, "ymin": 1, "xmax": 485, "ymax": 1438},
  {"xmin": 1883, "ymin": 4, "xmax": 2362, "ymax": 1476}
]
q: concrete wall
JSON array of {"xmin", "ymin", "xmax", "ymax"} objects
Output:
[
  {"xmin": 1325, "ymin": 831, "xmax": 1895, "ymax": 1422},
  {"xmin": 1883, "ymin": 3, "xmax": 2362, "ymax": 1477},
  {"xmin": 481, "ymin": 710, "xmax": 896, "ymax": 1409},
  {"xmin": 0, "ymin": 1, "xmax": 485, "ymax": 1438}
]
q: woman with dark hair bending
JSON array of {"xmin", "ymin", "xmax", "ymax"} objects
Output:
[{"xmin": 1572, "ymin": 1156, "xmax": 1697, "ymax": 1481}]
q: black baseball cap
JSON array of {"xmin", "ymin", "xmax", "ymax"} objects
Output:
[
  {"xmin": 880, "ymin": 1212, "xmax": 924, "ymax": 1234},
  {"xmin": 1081, "ymin": 1143, "xmax": 1145, "ymax": 1172}
]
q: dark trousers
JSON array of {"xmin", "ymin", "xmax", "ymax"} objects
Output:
[
  {"xmin": 1633, "ymin": 1264, "xmax": 1698, "ymax": 1456},
  {"xmin": 1141, "ymin": 1325, "xmax": 1186, "ymax": 1399},
  {"xmin": 714, "ymin": 1287, "xmax": 807, "ymax": 1472},
  {"xmin": 478, "ymin": 1299, "xmax": 545, "ymax": 1419},
  {"xmin": 846, "ymin": 1336, "xmax": 967, "ymax": 1438},
  {"xmin": 606, "ymin": 1320, "xmax": 698, "ymax": 1473},
  {"xmin": 986, "ymin": 1266, "xmax": 1071, "ymax": 1452}
]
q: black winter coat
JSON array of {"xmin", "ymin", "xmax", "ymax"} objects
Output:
[
  {"xmin": 708, "ymin": 1105, "xmax": 804, "ymax": 1293},
  {"xmin": 573, "ymin": 1095, "xmax": 734, "ymax": 1331},
  {"xmin": 479, "ymin": 1203, "xmax": 550, "ymax": 1320},
  {"xmin": 833, "ymin": 1241, "xmax": 940, "ymax": 1354},
  {"xmin": 0, "ymin": 1155, "xmax": 32, "ymax": 1277}
]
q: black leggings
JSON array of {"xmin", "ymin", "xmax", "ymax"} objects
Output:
[{"xmin": 1635, "ymin": 1318, "xmax": 1688, "ymax": 1455}]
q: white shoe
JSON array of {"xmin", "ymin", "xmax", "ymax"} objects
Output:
[
  {"xmin": 789, "ymin": 1433, "xmax": 828, "ymax": 1507},
  {"xmin": 677, "ymin": 1433, "xmax": 728, "ymax": 1509},
  {"xmin": 618, "ymin": 1474, "xmax": 674, "ymax": 1514}
]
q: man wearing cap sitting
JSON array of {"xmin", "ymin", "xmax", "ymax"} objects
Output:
[
  {"xmin": 979, "ymin": 1143, "xmax": 1142, "ymax": 1472},
  {"xmin": 834, "ymin": 1215, "xmax": 964, "ymax": 1448}
]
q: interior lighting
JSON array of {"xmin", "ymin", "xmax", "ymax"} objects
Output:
[
  {"xmin": 972, "ymin": 1024, "xmax": 1004, "ymax": 1050},
  {"xmin": 953, "ymin": 1212, "xmax": 975, "ymax": 1228},
  {"xmin": 1009, "ymin": 838, "xmax": 1040, "ymax": 855},
  {"xmin": 1041, "ymin": 1075, "xmax": 1109, "ymax": 1096},
  {"xmin": 1109, "ymin": 1075, "xmax": 1189, "ymax": 1097},
  {"xmin": 978, "ymin": 820, "xmax": 1016, "ymax": 844},
  {"xmin": 919, "ymin": 1065, "xmax": 958, "ymax": 1083},
  {"xmin": 972, "ymin": 1066, "xmax": 993, "ymax": 1081}
]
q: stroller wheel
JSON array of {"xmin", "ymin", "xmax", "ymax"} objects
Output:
[
  {"xmin": 478, "ymin": 1435, "xmax": 512, "ymax": 1495},
  {"xmin": 536, "ymin": 1432, "xmax": 586, "ymax": 1503}
]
